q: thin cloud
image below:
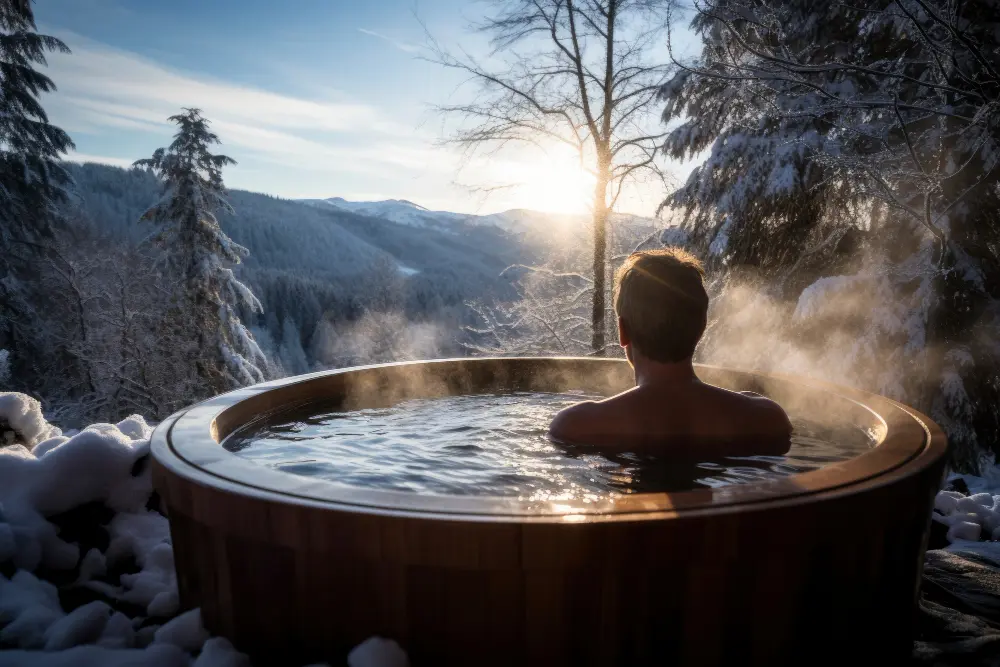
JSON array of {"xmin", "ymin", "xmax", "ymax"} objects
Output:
[
  {"xmin": 43, "ymin": 31, "xmax": 451, "ymax": 183},
  {"xmin": 358, "ymin": 28, "xmax": 420, "ymax": 54}
]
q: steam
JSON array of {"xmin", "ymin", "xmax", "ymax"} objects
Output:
[
  {"xmin": 698, "ymin": 278, "xmax": 908, "ymax": 396},
  {"xmin": 692, "ymin": 244, "xmax": 962, "ymax": 443},
  {"xmin": 313, "ymin": 310, "xmax": 446, "ymax": 369}
]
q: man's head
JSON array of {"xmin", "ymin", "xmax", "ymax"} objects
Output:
[{"xmin": 613, "ymin": 247, "xmax": 709, "ymax": 363}]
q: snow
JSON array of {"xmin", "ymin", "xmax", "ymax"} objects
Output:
[
  {"xmin": 44, "ymin": 601, "xmax": 115, "ymax": 650},
  {"xmin": 192, "ymin": 638, "xmax": 252, "ymax": 667},
  {"xmin": 0, "ymin": 644, "xmax": 190, "ymax": 667},
  {"xmin": 395, "ymin": 263, "xmax": 419, "ymax": 277},
  {"xmin": 658, "ymin": 225, "xmax": 689, "ymax": 248},
  {"xmin": 153, "ymin": 609, "xmax": 209, "ymax": 653},
  {"xmin": 347, "ymin": 637, "xmax": 410, "ymax": 667},
  {"xmin": 316, "ymin": 197, "xmax": 455, "ymax": 229},
  {"xmin": 708, "ymin": 217, "xmax": 731, "ymax": 257},
  {"xmin": 105, "ymin": 510, "xmax": 178, "ymax": 617},
  {"xmin": 0, "ymin": 393, "xmax": 61, "ymax": 449},
  {"xmin": 934, "ymin": 464, "xmax": 1000, "ymax": 563},
  {"xmin": 0, "ymin": 349, "xmax": 10, "ymax": 385},
  {"xmin": 0, "ymin": 393, "xmax": 408, "ymax": 665}
]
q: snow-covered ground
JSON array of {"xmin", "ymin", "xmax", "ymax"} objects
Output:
[{"xmin": 0, "ymin": 393, "xmax": 408, "ymax": 667}]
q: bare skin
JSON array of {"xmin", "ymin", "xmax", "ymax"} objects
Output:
[{"xmin": 549, "ymin": 318, "xmax": 792, "ymax": 458}]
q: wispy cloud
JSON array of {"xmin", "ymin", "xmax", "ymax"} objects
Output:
[
  {"xmin": 44, "ymin": 31, "xmax": 450, "ymax": 187},
  {"xmin": 358, "ymin": 28, "xmax": 420, "ymax": 54}
]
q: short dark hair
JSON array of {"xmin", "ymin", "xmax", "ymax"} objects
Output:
[{"xmin": 613, "ymin": 247, "xmax": 709, "ymax": 363}]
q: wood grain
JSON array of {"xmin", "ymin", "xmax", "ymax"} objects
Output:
[{"xmin": 151, "ymin": 358, "xmax": 948, "ymax": 666}]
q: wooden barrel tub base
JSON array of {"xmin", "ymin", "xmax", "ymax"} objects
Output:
[{"xmin": 151, "ymin": 358, "xmax": 948, "ymax": 666}]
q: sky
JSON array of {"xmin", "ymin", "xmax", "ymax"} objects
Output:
[{"xmin": 39, "ymin": 0, "xmax": 698, "ymax": 216}]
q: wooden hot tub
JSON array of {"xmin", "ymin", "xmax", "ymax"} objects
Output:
[{"xmin": 151, "ymin": 358, "xmax": 947, "ymax": 666}]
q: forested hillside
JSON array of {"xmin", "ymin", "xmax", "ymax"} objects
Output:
[{"xmin": 62, "ymin": 162, "xmax": 533, "ymax": 378}]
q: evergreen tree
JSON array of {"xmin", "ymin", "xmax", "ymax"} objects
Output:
[
  {"xmin": 661, "ymin": 0, "xmax": 1000, "ymax": 469},
  {"xmin": 134, "ymin": 109, "xmax": 266, "ymax": 393},
  {"xmin": 0, "ymin": 0, "xmax": 73, "ymax": 243},
  {"xmin": 0, "ymin": 0, "xmax": 75, "ymax": 387}
]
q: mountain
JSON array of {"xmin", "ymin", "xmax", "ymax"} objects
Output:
[
  {"xmin": 305, "ymin": 196, "xmax": 663, "ymax": 243},
  {"xmin": 301, "ymin": 197, "xmax": 471, "ymax": 232},
  {"xmin": 301, "ymin": 196, "xmax": 597, "ymax": 239}
]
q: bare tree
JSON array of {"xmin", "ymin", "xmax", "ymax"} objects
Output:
[
  {"xmin": 430, "ymin": 0, "xmax": 675, "ymax": 353},
  {"xmin": 465, "ymin": 265, "xmax": 595, "ymax": 355},
  {"xmin": 465, "ymin": 215, "xmax": 669, "ymax": 356}
]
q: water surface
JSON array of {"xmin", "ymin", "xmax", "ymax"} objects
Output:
[{"xmin": 225, "ymin": 391, "xmax": 875, "ymax": 500}]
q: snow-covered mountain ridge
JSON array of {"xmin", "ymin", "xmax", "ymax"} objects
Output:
[{"xmin": 300, "ymin": 196, "xmax": 661, "ymax": 238}]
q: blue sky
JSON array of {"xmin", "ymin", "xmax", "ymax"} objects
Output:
[{"xmin": 39, "ymin": 0, "xmax": 697, "ymax": 215}]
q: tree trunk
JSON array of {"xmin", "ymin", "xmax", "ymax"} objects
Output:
[{"xmin": 591, "ymin": 164, "xmax": 610, "ymax": 354}]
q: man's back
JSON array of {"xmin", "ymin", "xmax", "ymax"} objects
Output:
[
  {"xmin": 549, "ymin": 248, "xmax": 792, "ymax": 459},
  {"xmin": 549, "ymin": 378, "xmax": 791, "ymax": 458}
]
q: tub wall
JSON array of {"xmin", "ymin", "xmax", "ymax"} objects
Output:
[{"xmin": 155, "ymin": 454, "xmax": 944, "ymax": 666}]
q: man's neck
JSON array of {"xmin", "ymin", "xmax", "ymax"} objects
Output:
[{"xmin": 632, "ymin": 357, "xmax": 697, "ymax": 387}]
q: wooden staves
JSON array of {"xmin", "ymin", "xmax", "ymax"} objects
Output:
[{"xmin": 151, "ymin": 358, "xmax": 948, "ymax": 666}]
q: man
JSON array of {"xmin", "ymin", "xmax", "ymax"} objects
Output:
[{"xmin": 549, "ymin": 248, "xmax": 791, "ymax": 457}]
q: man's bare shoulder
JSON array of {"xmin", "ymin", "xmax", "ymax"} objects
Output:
[
  {"xmin": 548, "ymin": 398, "xmax": 616, "ymax": 444},
  {"xmin": 733, "ymin": 390, "xmax": 793, "ymax": 436}
]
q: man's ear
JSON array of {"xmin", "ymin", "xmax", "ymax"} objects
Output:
[{"xmin": 617, "ymin": 316, "xmax": 630, "ymax": 347}]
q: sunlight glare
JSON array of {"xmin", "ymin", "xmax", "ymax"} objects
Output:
[{"xmin": 489, "ymin": 143, "xmax": 596, "ymax": 215}]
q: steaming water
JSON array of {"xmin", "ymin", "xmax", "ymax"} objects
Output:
[{"xmin": 224, "ymin": 392, "xmax": 875, "ymax": 500}]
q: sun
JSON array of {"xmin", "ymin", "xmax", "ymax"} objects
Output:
[
  {"xmin": 483, "ymin": 143, "xmax": 596, "ymax": 215},
  {"xmin": 520, "ymin": 144, "xmax": 595, "ymax": 214},
  {"xmin": 523, "ymin": 145, "xmax": 595, "ymax": 214}
]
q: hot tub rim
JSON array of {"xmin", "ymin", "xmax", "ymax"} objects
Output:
[{"xmin": 151, "ymin": 357, "xmax": 947, "ymax": 521}]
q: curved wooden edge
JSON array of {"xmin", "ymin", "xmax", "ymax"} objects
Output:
[{"xmin": 150, "ymin": 357, "xmax": 948, "ymax": 521}]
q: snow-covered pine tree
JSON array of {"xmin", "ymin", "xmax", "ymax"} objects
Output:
[
  {"xmin": 0, "ymin": 0, "xmax": 73, "ymax": 244},
  {"xmin": 134, "ymin": 109, "xmax": 266, "ymax": 393},
  {"xmin": 0, "ymin": 0, "xmax": 75, "ymax": 388},
  {"xmin": 661, "ymin": 0, "xmax": 1000, "ymax": 470}
]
